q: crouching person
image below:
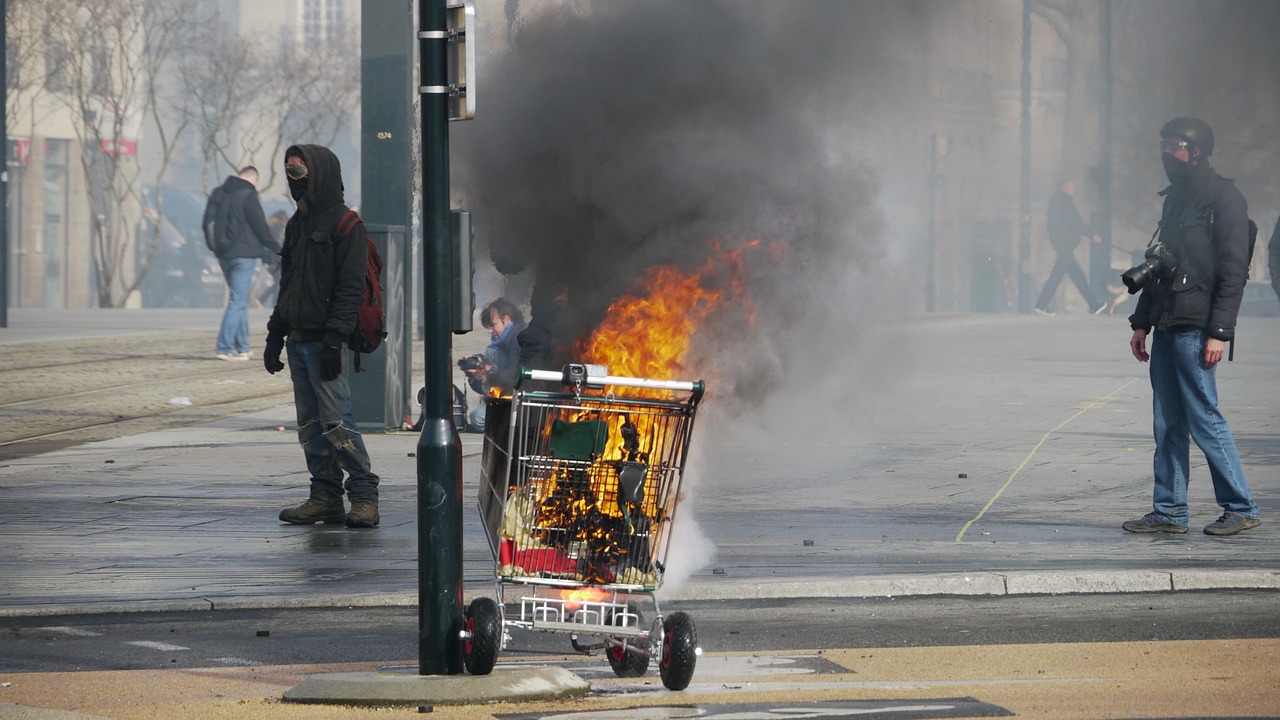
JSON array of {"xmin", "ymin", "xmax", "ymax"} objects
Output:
[{"xmin": 264, "ymin": 144, "xmax": 380, "ymax": 529}]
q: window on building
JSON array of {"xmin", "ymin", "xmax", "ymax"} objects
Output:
[
  {"xmin": 45, "ymin": 40, "xmax": 68, "ymax": 92},
  {"xmin": 6, "ymin": 39, "xmax": 18, "ymax": 91},
  {"xmin": 91, "ymin": 46, "xmax": 111, "ymax": 97}
]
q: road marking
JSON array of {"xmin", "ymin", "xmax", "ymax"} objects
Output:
[
  {"xmin": 211, "ymin": 657, "xmax": 261, "ymax": 666},
  {"xmin": 955, "ymin": 379, "xmax": 1138, "ymax": 542},
  {"xmin": 39, "ymin": 626, "xmax": 102, "ymax": 637},
  {"xmin": 124, "ymin": 641, "xmax": 189, "ymax": 652}
]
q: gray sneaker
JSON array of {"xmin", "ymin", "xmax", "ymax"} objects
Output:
[
  {"xmin": 1203, "ymin": 512, "xmax": 1261, "ymax": 536},
  {"xmin": 1122, "ymin": 512, "xmax": 1188, "ymax": 534},
  {"xmin": 279, "ymin": 498, "xmax": 345, "ymax": 525},
  {"xmin": 345, "ymin": 500, "xmax": 380, "ymax": 528}
]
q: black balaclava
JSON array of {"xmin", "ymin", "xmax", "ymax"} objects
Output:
[
  {"xmin": 284, "ymin": 144, "xmax": 346, "ymax": 219},
  {"xmin": 288, "ymin": 176, "xmax": 308, "ymax": 202},
  {"xmin": 1162, "ymin": 152, "xmax": 1195, "ymax": 186}
]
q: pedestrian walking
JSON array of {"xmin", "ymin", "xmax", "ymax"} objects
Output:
[
  {"xmin": 1034, "ymin": 179, "xmax": 1106, "ymax": 316},
  {"xmin": 203, "ymin": 166, "xmax": 281, "ymax": 360},
  {"xmin": 1267, "ymin": 214, "xmax": 1280, "ymax": 309},
  {"xmin": 264, "ymin": 144, "xmax": 381, "ymax": 529},
  {"xmin": 1123, "ymin": 117, "xmax": 1260, "ymax": 536}
]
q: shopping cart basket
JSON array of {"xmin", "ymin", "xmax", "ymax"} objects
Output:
[{"xmin": 464, "ymin": 363, "xmax": 705, "ymax": 690}]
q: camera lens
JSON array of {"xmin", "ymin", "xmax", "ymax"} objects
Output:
[{"xmin": 1122, "ymin": 263, "xmax": 1153, "ymax": 294}]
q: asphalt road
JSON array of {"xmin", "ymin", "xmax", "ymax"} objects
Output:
[{"xmin": 3, "ymin": 591, "xmax": 1277, "ymax": 673}]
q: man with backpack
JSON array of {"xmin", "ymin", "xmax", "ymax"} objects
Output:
[
  {"xmin": 1123, "ymin": 117, "xmax": 1260, "ymax": 536},
  {"xmin": 203, "ymin": 166, "xmax": 281, "ymax": 361},
  {"xmin": 264, "ymin": 144, "xmax": 381, "ymax": 529}
]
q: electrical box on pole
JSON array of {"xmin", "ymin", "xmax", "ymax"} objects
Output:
[
  {"xmin": 451, "ymin": 209, "xmax": 474, "ymax": 334},
  {"xmin": 446, "ymin": 1, "xmax": 476, "ymax": 121}
]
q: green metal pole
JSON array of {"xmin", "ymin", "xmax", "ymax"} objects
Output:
[{"xmin": 417, "ymin": 0, "xmax": 463, "ymax": 675}]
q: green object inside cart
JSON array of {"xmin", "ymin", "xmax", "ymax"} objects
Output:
[{"xmin": 548, "ymin": 419, "xmax": 606, "ymax": 461}]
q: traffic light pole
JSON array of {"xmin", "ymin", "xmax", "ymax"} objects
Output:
[{"xmin": 416, "ymin": 0, "xmax": 464, "ymax": 675}]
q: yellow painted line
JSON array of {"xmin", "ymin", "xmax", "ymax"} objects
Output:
[{"xmin": 955, "ymin": 379, "xmax": 1139, "ymax": 543}]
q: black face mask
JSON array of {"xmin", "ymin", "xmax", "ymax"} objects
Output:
[
  {"xmin": 287, "ymin": 177, "xmax": 308, "ymax": 201},
  {"xmin": 1162, "ymin": 153, "xmax": 1194, "ymax": 186}
]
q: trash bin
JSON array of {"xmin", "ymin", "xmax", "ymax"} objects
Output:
[{"xmin": 351, "ymin": 224, "xmax": 412, "ymax": 431}]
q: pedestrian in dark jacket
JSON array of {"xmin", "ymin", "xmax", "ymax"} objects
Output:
[
  {"xmin": 1123, "ymin": 117, "xmax": 1259, "ymax": 537},
  {"xmin": 1034, "ymin": 179, "xmax": 1105, "ymax": 315},
  {"xmin": 204, "ymin": 166, "xmax": 281, "ymax": 360},
  {"xmin": 1268, "ymin": 214, "xmax": 1280, "ymax": 308},
  {"xmin": 265, "ymin": 144, "xmax": 381, "ymax": 529}
]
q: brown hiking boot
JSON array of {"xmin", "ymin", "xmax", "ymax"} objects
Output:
[
  {"xmin": 345, "ymin": 500, "xmax": 380, "ymax": 528},
  {"xmin": 279, "ymin": 498, "xmax": 345, "ymax": 525}
]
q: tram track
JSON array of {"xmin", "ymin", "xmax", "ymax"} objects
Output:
[{"xmin": 0, "ymin": 331, "xmax": 294, "ymax": 460}]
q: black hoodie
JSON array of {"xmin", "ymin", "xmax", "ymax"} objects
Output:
[{"xmin": 267, "ymin": 144, "xmax": 367, "ymax": 348}]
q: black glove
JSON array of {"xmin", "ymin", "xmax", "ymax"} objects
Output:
[
  {"xmin": 320, "ymin": 344, "xmax": 343, "ymax": 381},
  {"xmin": 264, "ymin": 336, "xmax": 285, "ymax": 374}
]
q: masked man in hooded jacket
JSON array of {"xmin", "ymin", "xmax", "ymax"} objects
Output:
[
  {"xmin": 264, "ymin": 144, "xmax": 381, "ymax": 529},
  {"xmin": 1123, "ymin": 117, "xmax": 1260, "ymax": 537}
]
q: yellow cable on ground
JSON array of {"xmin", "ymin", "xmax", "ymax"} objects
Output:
[{"xmin": 955, "ymin": 378, "xmax": 1138, "ymax": 542}]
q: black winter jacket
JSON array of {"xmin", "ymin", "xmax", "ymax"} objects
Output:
[
  {"xmin": 204, "ymin": 175, "xmax": 281, "ymax": 259},
  {"xmin": 267, "ymin": 145, "xmax": 366, "ymax": 348},
  {"xmin": 1129, "ymin": 162, "xmax": 1251, "ymax": 341},
  {"xmin": 1047, "ymin": 189, "xmax": 1093, "ymax": 252},
  {"xmin": 1268, "ymin": 214, "xmax": 1280, "ymax": 294}
]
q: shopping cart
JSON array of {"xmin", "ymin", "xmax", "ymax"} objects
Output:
[{"xmin": 465, "ymin": 363, "xmax": 705, "ymax": 690}]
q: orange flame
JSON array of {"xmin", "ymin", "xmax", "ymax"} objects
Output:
[
  {"xmin": 561, "ymin": 586, "xmax": 610, "ymax": 613},
  {"xmin": 575, "ymin": 238, "xmax": 773, "ymax": 384}
]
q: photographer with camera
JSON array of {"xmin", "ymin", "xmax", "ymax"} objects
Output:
[
  {"xmin": 1123, "ymin": 117, "xmax": 1260, "ymax": 537},
  {"xmin": 457, "ymin": 299, "xmax": 528, "ymax": 432}
]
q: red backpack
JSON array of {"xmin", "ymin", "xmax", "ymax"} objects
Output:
[{"xmin": 337, "ymin": 209, "xmax": 386, "ymax": 367}]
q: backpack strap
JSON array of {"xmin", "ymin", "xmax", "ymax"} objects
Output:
[{"xmin": 337, "ymin": 209, "xmax": 362, "ymax": 236}]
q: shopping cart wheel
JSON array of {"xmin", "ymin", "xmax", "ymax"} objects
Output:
[
  {"xmin": 463, "ymin": 597, "xmax": 501, "ymax": 675},
  {"xmin": 607, "ymin": 639, "xmax": 650, "ymax": 678},
  {"xmin": 659, "ymin": 611, "xmax": 697, "ymax": 691}
]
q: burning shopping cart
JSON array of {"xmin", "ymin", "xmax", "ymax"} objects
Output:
[{"xmin": 465, "ymin": 363, "xmax": 705, "ymax": 690}]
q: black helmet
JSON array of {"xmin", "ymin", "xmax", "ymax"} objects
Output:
[{"xmin": 1160, "ymin": 117, "xmax": 1214, "ymax": 156}]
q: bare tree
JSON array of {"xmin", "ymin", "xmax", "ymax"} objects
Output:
[
  {"xmin": 180, "ymin": 30, "xmax": 268, "ymax": 192},
  {"xmin": 4, "ymin": 0, "xmax": 56, "ymax": 138},
  {"xmin": 248, "ymin": 35, "xmax": 361, "ymax": 190},
  {"xmin": 181, "ymin": 29, "xmax": 359, "ymax": 194},
  {"xmin": 41, "ymin": 0, "xmax": 199, "ymax": 307}
]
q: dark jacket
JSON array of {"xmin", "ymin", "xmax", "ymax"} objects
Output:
[
  {"xmin": 204, "ymin": 175, "xmax": 281, "ymax": 259},
  {"xmin": 1268, "ymin": 214, "xmax": 1280, "ymax": 294},
  {"xmin": 1129, "ymin": 163, "xmax": 1251, "ymax": 341},
  {"xmin": 267, "ymin": 145, "xmax": 366, "ymax": 348},
  {"xmin": 1047, "ymin": 189, "xmax": 1092, "ymax": 252}
]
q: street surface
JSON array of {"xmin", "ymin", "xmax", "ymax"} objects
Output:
[{"xmin": 0, "ymin": 307, "xmax": 1277, "ymax": 719}]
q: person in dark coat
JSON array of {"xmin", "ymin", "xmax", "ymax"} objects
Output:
[
  {"xmin": 264, "ymin": 144, "xmax": 381, "ymax": 529},
  {"xmin": 1123, "ymin": 117, "xmax": 1259, "ymax": 537},
  {"xmin": 1034, "ymin": 179, "xmax": 1105, "ymax": 315},
  {"xmin": 204, "ymin": 166, "xmax": 281, "ymax": 359},
  {"xmin": 1268, "ymin": 214, "xmax": 1280, "ymax": 308}
]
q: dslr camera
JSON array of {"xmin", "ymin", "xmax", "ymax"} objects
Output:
[
  {"xmin": 1121, "ymin": 242, "xmax": 1178, "ymax": 294},
  {"xmin": 457, "ymin": 354, "xmax": 489, "ymax": 373}
]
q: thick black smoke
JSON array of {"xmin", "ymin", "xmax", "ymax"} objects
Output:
[{"xmin": 453, "ymin": 1, "xmax": 920, "ymax": 403}]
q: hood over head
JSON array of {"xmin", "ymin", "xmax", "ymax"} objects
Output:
[{"xmin": 285, "ymin": 144, "xmax": 345, "ymax": 217}]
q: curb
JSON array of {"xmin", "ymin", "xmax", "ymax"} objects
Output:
[{"xmin": 3, "ymin": 569, "xmax": 1277, "ymax": 619}]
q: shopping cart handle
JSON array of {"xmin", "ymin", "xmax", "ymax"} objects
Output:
[{"xmin": 519, "ymin": 366, "xmax": 704, "ymax": 397}]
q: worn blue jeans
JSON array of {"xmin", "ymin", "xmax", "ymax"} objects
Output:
[
  {"xmin": 1147, "ymin": 328, "xmax": 1258, "ymax": 524},
  {"xmin": 216, "ymin": 257, "xmax": 258, "ymax": 354},
  {"xmin": 286, "ymin": 339, "xmax": 380, "ymax": 504}
]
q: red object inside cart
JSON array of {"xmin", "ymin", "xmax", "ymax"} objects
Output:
[{"xmin": 500, "ymin": 539, "xmax": 578, "ymax": 575}]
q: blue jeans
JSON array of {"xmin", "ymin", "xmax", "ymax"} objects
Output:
[
  {"xmin": 216, "ymin": 257, "xmax": 258, "ymax": 354},
  {"xmin": 286, "ymin": 339, "xmax": 380, "ymax": 504},
  {"xmin": 1147, "ymin": 328, "xmax": 1258, "ymax": 524}
]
